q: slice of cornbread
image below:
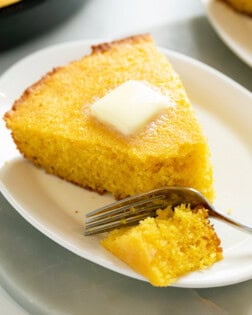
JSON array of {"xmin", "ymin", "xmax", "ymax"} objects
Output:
[
  {"xmin": 221, "ymin": 0, "xmax": 252, "ymax": 15},
  {"xmin": 4, "ymin": 34, "xmax": 214, "ymax": 201},
  {"xmin": 102, "ymin": 205, "xmax": 223, "ymax": 287}
]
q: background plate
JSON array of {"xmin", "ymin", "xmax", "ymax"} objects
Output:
[{"xmin": 201, "ymin": 0, "xmax": 252, "ymax": 67}]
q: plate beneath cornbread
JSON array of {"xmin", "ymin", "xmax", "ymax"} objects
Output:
[
  {"xmin": 201, "ymin": 0, "xmax": 252, "ymax": 67},
  {"xmin": 0, "ymin": 40, "xmax": 252, "ymax": 288}
]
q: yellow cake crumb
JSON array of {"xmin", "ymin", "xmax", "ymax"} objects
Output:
[
  {"xmin": 226, "ymin": 208, "xmax": 232, "ymax": 215},
  {"xmin": 102, "ymin": 204, "xmax": 223, "ymax": 287}
]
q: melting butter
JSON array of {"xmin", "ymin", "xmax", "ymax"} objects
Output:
[{"xmin": 91, "ymin": 80, "xmax": 174, "ymax": 136}]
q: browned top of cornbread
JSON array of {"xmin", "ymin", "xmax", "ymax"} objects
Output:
[
  {"xmin": 4, "ymin": 34, "xmax": 152, "ymax": 119},
  {"xmin": 219, "ymin": 0, "xmax": 252, "ymax": 15},
  {"xmin": 4, "ymin": 34, "xmax": 205, "ymax": 159},
  {"xmin": 91, "ymin": 34, "xmax": 151, "ymax": 54}
]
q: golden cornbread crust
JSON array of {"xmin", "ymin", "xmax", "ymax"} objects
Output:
[
  {"xmin": 102, "ymin": 205, "xmax": 223, "ymax": 286},
  {"xmin": 4, "ymin": 34, "xmax": 151, "ymax": 121},
  {"xmin": 4, "ymin": 34, "xmax": 214, "ymax": 201},
  {"xmin": 91, "ymin": 34, "xmax": 151, "ymax": 54},
  {"xmin": 5, "ymin": 35, "xmax": 148, "ymax": 122},
  {"xmin": 5, "ymin": 35, "xmax": 151, "ymax": 123},
  {"xmin": 4, "ymin": 67, "xmax": 61, "ymax": 120},
  {"xmin": 219, "ymin": 0, "xmax": 252, "ymax": 15}
]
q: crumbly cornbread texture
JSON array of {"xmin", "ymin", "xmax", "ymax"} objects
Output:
[
  {"xmin": 102, "ymin": 205, "xmax": 223, "ymax": 287},
  {"xmin": 4, "ymin": 34, "xmax": 214, "ymax": 200},
  {"xmin": 221, "ymin": 0, "xmax": 252, "ymax": 14}
]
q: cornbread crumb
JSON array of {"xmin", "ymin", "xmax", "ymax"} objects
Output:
[
  {"xmin": 226, "ymin": 208, "xmax": 232, "ymax": 215},
  {"xmin": 102, "ymin": 204, "xmax": 222, "ymax": 287}
]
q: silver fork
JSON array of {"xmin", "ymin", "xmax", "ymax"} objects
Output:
[{"xmin": 84, "ymin": 186, "xmax": 252, "ymax": 236}]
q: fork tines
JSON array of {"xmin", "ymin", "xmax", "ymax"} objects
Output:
[{"xmin": 84, "ymin": 190, "xmax": 168, "ymax": 236}]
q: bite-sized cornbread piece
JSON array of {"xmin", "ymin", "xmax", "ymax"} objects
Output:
[
  {"xmin": 102, "ymin": 205, "xmax": 223, "ymax": 287},
  {"xmin": 4, "ymin": 34, "xmax": 214, "ymax": 201},
  {"xmin": 221, "ymin": 0, "xmax": 252, "ymax": 15}
]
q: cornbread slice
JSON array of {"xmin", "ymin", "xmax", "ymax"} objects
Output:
[
  {"xmin": 220, "ymin": 0, "xmax": 252, "ymax": 15},
  {"xmin": 4, "ymin": 34, "xmax": 214, "ymax": 201},
  {"xmin": 102, "ymin": 205, "xmax": 223, "ymax": 287}
]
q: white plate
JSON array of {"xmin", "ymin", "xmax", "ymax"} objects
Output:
[
  {"xmin": 0, "ymin": 40, "xmax": 252, "ymax": 288},
  {"xmin": 201, "ymin": 0, "xmax": 252, "ymax": 67}
]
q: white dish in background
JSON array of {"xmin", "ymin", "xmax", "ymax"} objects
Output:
[
  {"xmin": 0, "ymin": 40, "xmax": 252, "ymax": 288},
  {"xmin": 201, "ymin": 0, "xmax": 252, "ymax": 67}
]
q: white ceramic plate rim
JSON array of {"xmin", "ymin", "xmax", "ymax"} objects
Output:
[
  {"xmin": 201, "ymin": 0, "xmax": 252, "ymax": 67},
  {"xmin": 0, "ymin": 40, "xmax": 252, "ymax": 288}
]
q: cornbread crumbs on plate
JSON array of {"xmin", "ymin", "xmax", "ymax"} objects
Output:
[{"xmin": 102, "ymin": 204, "xmax": 223, "ymax": 287}]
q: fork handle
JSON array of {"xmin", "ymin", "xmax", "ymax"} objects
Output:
[{"xmin": 209, "ymin": 209, "xmax": 252, "ymax": 234}]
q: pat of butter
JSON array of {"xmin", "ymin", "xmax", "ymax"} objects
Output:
[{"xmin": 91, "ymin": 80, "xmax": 174, "ymax": 136}]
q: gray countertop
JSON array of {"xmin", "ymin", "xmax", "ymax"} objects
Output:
[{"xmin": 0, "ymin": 0, "xmax": 252, "ymax": 314}]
